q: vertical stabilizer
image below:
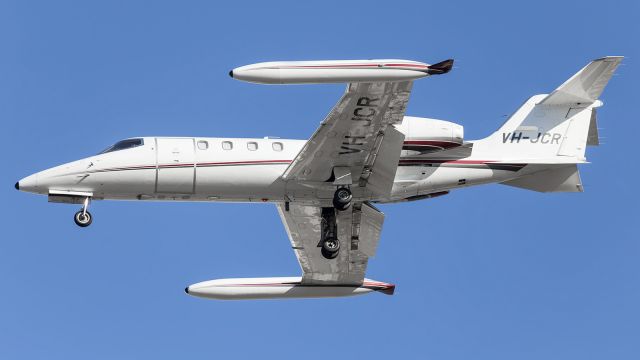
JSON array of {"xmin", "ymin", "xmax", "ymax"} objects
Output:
[{"xmin": 472, "ymin": 56, "xmax": 622, "ymax": 163}]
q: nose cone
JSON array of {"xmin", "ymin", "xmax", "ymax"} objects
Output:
[{"xmin": 17, "ymin": 173, "xmax": 39, "ymax": 193}]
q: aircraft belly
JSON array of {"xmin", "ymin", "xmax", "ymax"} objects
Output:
[
  {"xmin": 417, "ymin": 166, "xmax": 517, "ymax": 193},
  {"xmin": 383, "ymin": 166, "xmax": 418, "ymax": 199},
  {"xmin": 92, "ymin": 169, "xmax": 157, "ymax": 197},
  {"xmin": 388, "ymin": 165, "xmax": 519, "ymax": 199},
  {"xmin": 195, "ymin": 164, "xmax": 287, "ymax": 201}
]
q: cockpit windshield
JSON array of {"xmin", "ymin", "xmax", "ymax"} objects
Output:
[{"xmin": 99, "ymin": 138, "xmax": 144, "ymax": 154}]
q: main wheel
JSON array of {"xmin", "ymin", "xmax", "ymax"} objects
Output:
[
  {"xmin": 333, "ymin": 188, "xmax": 352, "ymax": 211},
  {"xmin": 74, "ymin": 210, "xmax": 93, "ymax": 227},
  {"xmin": 321, "ymin": 238, "xmax": 340, "ymax": 259}
]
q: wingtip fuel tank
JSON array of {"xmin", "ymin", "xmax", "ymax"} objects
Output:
[
  {"xmin": 229, "ymin": 59, "xmax": 453, "ymax": 85},
  {"xmin": 185, "ymin": 277, "xmax": 395, "ymax": 300}
]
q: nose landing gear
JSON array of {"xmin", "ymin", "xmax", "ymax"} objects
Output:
[{"xmin": 73, "ymin": 197, "xmax": 93, "ymax": 227}]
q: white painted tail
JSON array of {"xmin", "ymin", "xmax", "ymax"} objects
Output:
[
  {"xmin": 473, "ymin": 56, "xmax": 622, "ymax": 163},
  {"xmin": 472, "ymin": 56, "xmax": 622, "ymax": 192}
]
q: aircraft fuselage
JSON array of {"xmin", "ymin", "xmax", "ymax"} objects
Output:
[{"xmin": 17, "ymin": 136, "xmax": 520, "ymax": 205}]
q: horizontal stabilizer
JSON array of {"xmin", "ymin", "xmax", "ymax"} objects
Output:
[
  {"xmin": 501, "ymin": 165, "xmax": 583, "ymax": 193},
  {"xmin": 539, "ymin": 56, "xmax": 622, "ymax": 105}
]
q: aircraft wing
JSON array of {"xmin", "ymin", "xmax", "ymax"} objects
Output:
[
  {"xmin": 282, "ymin": 81, "xmax": 412, "ymax": 198},
  {"xmin": 276, "ymin": 201, "xmax": 384, "ymax": 285}
]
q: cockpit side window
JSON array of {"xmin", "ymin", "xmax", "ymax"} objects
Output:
[{"xmin": 99, "ymin": 138, "xmax": 144, "ymax": 154}]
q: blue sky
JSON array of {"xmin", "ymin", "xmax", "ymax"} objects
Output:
[{"xmin": 2, "ymin": 1, "xmax": 638, "ymax": 359}]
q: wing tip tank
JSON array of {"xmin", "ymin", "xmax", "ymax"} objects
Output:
[
  {"xmin": 228, "ymin": 58, "xmax": 454, "ymax": 85},
  {"xmin": 185, "ymin": 277, "xmax": 396, "ymax": 300}
]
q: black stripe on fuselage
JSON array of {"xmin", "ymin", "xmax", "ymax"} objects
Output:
[{"xmin": 398, "ymin": 160, "xmax": 527, "ymax": 172}]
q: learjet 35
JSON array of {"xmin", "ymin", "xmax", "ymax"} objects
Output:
[{"xmin": 16, "ymin": 57, "xmax": 622, "ymax": 300}]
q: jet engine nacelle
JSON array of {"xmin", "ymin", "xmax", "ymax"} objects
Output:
[{"xmin": 395, "ymin": 116, "xmax": 464, "ymax": 153}]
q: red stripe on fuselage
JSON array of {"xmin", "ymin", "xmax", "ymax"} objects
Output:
[
  {"xmin": 88, "ymin": 158, "xmax": 524, "ymax": 175},
  {"xmin": 86, "ymin": 160, "xmax": 292, "ymax": 174},
  {"xmin": 195, "ymin": 159, "xmax": 292, "ymax": 167},
  {"xmin": 278, "ymin": 63, "xmax": 429, "ymax": 70}
]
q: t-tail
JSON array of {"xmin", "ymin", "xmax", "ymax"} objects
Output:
[{"xmin": 472, "ymin": 56, "xmax": 623, "ymax": 192}]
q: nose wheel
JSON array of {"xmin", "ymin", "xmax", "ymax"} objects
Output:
[
  {"xmin": 74, "ymin": 210, "xmax": 93, "ymax": 227},
  {"xmin": 74, "ymin": 197, "xmax": 93, "ymax": 227}
]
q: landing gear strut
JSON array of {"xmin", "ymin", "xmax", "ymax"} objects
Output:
[
  {"xmin": 74, "ymin": 197, "xmax": 93, "ymax": 227},
  {"xmin": 332, "ymin": 187, "xmax": 352, "ymax": 211},
  {"xmin": 320, "ymin": 207, "xmax": 339, "ymax": 259},
  {"xmin": 319, "ymin": 188, "xmax": 353, "ymax": 259}
]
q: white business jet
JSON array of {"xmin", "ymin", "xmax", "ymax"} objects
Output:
[{"xmin": 16, "ymin": 57, "xmax": 622, "ymax": 300}]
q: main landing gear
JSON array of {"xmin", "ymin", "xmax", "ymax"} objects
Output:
[
  {"xmin": 332, "ymin": 187, "xmax": 352, "ymax": 211},
  {"xmin": 319, "ymin": 188, "xmax": 353, "ymax": 259},
  {"xmin": 321, "ymin": 237, "xmax": 340, "ymax": 259},
  {"xmin": 73, "ymin": 197, "xmax": 93, "ymax": 227},
  {"xmin": 320, "ymin": 207, "xmax": 339, "ymax": 259}
]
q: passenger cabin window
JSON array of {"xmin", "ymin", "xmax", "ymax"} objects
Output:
[
  {"xmin": 99, "ymin": 138, "xmax": 144, "ymax": 154},
  {"xmin": 247, "ymin": 142, "xmax": 258, "ymax": 151},
  {"xmin": 197, "ymin": 140, "xmax": 209, "ymax": 150},
  {"xmin": 222, "ymin": 141, "xmax": 233, "ymax": 150},
  {"xmin": 272, "ymin": 142, "xmax": 283, "ymax": 152}
]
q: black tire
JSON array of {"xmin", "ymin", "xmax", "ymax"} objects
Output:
[
  {"xmin": 321, "ymin": 247, "xmax": 339, "ymax": 259},
  {"xmin": 333, "ymin": 188, "xmax": 352, "ymax": 210},
  {"xmin": 74, "ymin": 210, "xmax": 92, "ymax": 227},
  {"xmin": 333, "ymin": 200, "xmax": 351, "ymax": 211},
  {"xmin": 321, "ymin": 238, "xmax": 340, "ymax": 259}
]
